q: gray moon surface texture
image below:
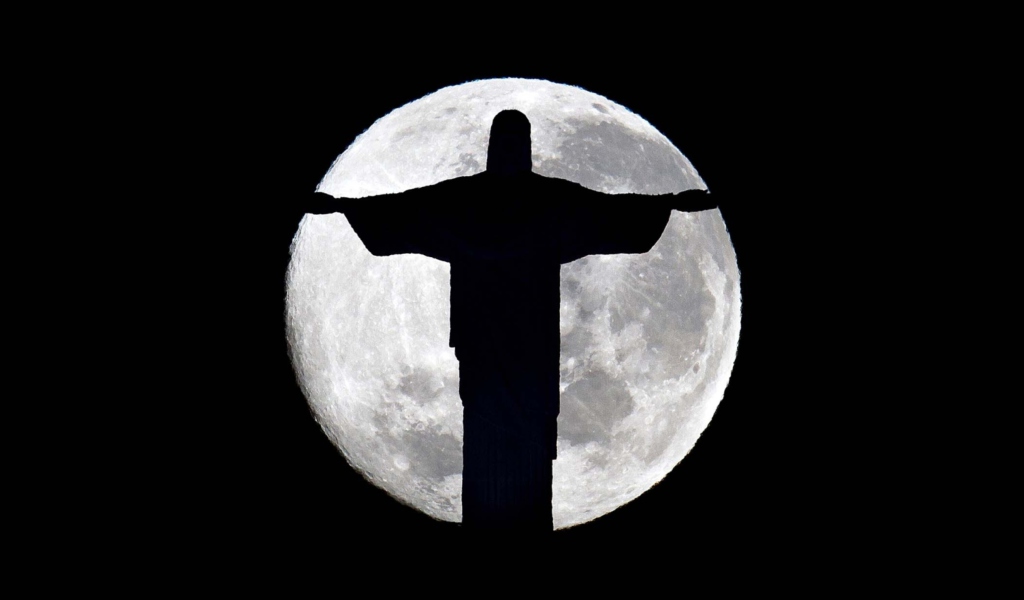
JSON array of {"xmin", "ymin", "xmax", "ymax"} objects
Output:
[{"xmin": 286, "ymin": 78, "xmax": 741, "ymax": 529}]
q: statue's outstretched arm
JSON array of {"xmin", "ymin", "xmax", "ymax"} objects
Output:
[
  {"xmin": 558, "ymin": 188, "xmax": 717, "ymax": 263},
  {"xmin": 302, "ymin": 187, "xmax": 459, "ymax": 262}
]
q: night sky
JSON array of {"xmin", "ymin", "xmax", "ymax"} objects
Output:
[{"xmin": 173, "ymin": 51, "xmax": 864, "ymax": 561}]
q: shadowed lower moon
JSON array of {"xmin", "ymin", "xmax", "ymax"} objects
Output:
[{"xmin": 287, "ymin": 78, "xmax": 740, "ymax": 529}]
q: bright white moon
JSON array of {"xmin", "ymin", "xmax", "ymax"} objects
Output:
[{"xmin": 286, "ymin": 78, "xmax": 740, "ymax": 529}]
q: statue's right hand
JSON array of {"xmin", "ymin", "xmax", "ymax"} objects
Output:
[{"xmin": 305, "ymin": 192, "xmax": 349, "ymax": 215}]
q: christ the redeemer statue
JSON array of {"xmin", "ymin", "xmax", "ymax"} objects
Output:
[{"xmin": 304, "ymin": 110, "xmax": 716, "ymax": 531}]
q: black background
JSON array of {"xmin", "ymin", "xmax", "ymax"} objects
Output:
[{"xmin": 175, "ymin": 50, "xmax": 861, "ymax": 558}]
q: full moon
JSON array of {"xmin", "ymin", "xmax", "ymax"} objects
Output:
[{"xmin": 286, "ymin": 78, "xmax": 740, "ymax": 529}]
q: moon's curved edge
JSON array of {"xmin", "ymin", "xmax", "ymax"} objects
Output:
[
  {"xmin": 552, "ymin": 209, "xmax": 741, "ymax": 529},
  {"xmin": 316, "ymin": 77, "xmax": 706, "ymax": 199},
  {"xmin": 285, "ymin": 213, "xmax": 464, "ymax": 523}
]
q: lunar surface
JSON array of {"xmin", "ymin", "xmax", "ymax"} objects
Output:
[{"xmin": 286, "ymin": 78, "xmax": 740, "ymax": 528}]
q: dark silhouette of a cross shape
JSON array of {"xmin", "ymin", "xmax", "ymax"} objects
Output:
[{"xmin": 303, "ymin": 110, "xmax": 716, "ymax": 531}]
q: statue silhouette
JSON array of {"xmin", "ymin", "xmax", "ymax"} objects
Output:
[{"xmin": 303, "ymin": 110, "xmax": 716, "ymax": 531}]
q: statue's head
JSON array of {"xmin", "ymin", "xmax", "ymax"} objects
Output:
[{"xmin": 486, "ymin": 110, "xmax": 532, "ymax": 176}]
